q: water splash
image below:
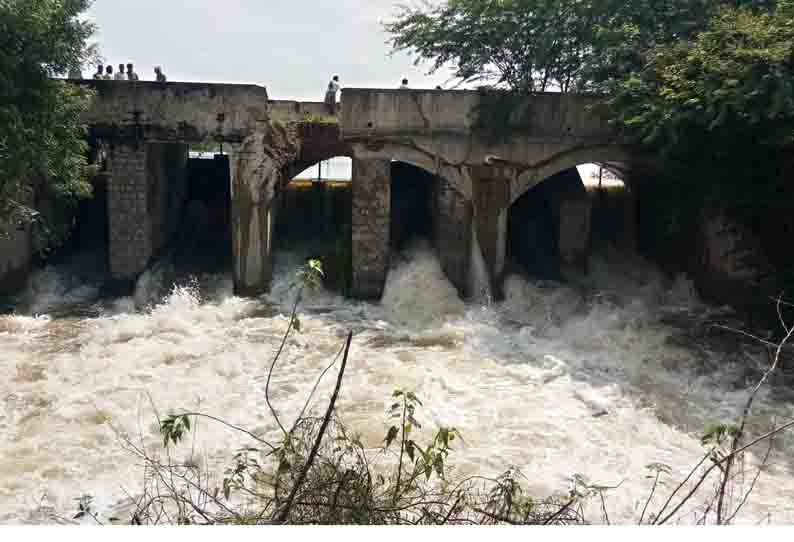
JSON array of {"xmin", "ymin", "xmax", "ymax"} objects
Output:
[
  {"xmin": 468, "ymin": 223, "xmax": 493, "ymax": 305},
  {"xmin": 1, "ymin": 242, "xmax": 793, "ymax": 524}
]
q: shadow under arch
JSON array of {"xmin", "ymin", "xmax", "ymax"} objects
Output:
[
  {"xmin": 511, "ymin": 144, "xmax": 642, "ymax": 206},
  {"xmin": 506, "ymin": 150, "xmax": 648, "ymax": 283},
  {"xmin": 384, "ymin": 158, "xmax": 473, "ymax": 298}
]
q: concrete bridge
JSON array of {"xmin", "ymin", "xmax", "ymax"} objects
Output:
[{"xmin": 81, "ymin": 80, "xmax": 647, "ymax": 298}]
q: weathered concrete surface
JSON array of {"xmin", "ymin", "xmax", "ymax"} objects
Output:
[
  {"xmin": 338, "ymin": 89, "xmax": 636, "ymax": 294},
  {"xmin": 434, "ymin": 179, "xmax": 472, "ymax": 296},
  {"xmin": 281, "ymin": 123, "xmax": 351, "ymax": 182},
  {"xmin": 351, "ymin": 158, "xmax": 391, "ymax": 299},
  {"xmin": 472, "ymin": 169, "xmax": 511, "ymax": 292},
  {"xmin": 231, "ymin": 124, "xmax": 302, "ymax": 296},
  {"xmin": 0, "ymin": 220, "xmax": 32, "ymax": 295},
  {"xmin": 82, "ymin": 81, "xmax": 269, "ymax": 143},
  {"xmin": 82, "ymin": 85, "xmax": 639, "ymax": 299},
  {"xmin": 340, "ymin": 89, "xmax": 637, "ymax": 203}
]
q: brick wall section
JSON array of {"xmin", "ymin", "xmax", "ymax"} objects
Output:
[
  {"xmin": 434, "ymin": 179, "xmax": 472, "ymax": 297},
  {"xmin": 108, "ymin": 144, "xmax": 151, "ymax": 279},
  {"xmin": 351, "ymin": 158, "xmax": 390, "ymax": 299}
]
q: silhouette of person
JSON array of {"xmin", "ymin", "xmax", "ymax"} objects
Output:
[
  {"xmin": 154, "ymin": 66, "xmax": 167, "ymax": 82},
  {"xmin": 325, "ymin": 75, "xmax": 340, "ymax": 114}
]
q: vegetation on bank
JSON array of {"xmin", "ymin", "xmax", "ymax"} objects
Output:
[{"xmin": 0, "ymin": 0, "xmax": 97, "ymax": 254}]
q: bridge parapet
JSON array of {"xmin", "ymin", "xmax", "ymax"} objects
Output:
[
  {"xmin": 79, "ymin": 80, "xmax": 269, "ymax": 143},
  {"xmin": 269, "ymin": 100, "xmax": 331, "ymax": 122},
  {"xmin": 341, "ymin": 88, "xmax": 611, "ymax": 140}
]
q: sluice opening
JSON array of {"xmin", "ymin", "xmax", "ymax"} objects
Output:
[
  {"xmin": 274, "ymin": 157, "xmax": 352, "ymax": 293},
  {"xmin": 172, "ymin": 151, "xmax": 232, "ymax": 272},
  {"xmin": 507, "ymin": 165, "xmax": 631, "ymax": 282},
  {"xmin": 390, "ymin": 161, "xmax": 435, "ymax": 250}
]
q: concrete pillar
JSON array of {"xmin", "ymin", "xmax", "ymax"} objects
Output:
[
  {"xmin": 351, "ymin": 157, "xmax": 390, "ymax": 299},
  {"xmin": 231, "ymin": 144, "xmax": 274, "ymax": 297},
  {"xmin": 472, "ymin": 173, "xmax": 510, "ymax": 293},
  {"xmin": 107, "ymin": 144, "xmax": 151, "ymax": 280},
  {"xmin": 559, "ymin": 199, "xmax": 592, "ymax": 275},
  {"xmin": 433, "ymin": 178, "xmax": 472, "ymax": 297}
]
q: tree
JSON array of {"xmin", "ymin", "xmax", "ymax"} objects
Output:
[
  {"xmin": 385, "ymin": 0, "xmax": 596, "ymax": 93},
  {"xmin": 0, "ymin": 0, "xmax": 97, "ymax": 251}
]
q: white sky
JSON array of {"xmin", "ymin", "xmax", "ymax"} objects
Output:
[{"xmin": 85, "ymin": 0, "xmax": 454, "ymax": 100}]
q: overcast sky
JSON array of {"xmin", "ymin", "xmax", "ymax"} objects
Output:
[{"xmin": 84, "ymin": 0, "xmax": 455, "ymax": 101}]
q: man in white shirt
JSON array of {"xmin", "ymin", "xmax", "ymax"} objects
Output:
[
  {"xmin": 114, "ymin": 64, "xmax": 126, "ymax": 80},
  {"xmin": 325, "ymin": 75, "xmax": 340, "ymax": 114}
]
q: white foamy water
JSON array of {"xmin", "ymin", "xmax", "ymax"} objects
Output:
[{"xmin": 1, "ymin": 241, "xmax": 794, "ymax": 524}]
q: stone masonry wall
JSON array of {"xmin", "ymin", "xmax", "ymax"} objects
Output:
[
  {"xmin": 434, "ymin": 179, "xmax": 472, "ymax": 297},
  {"xmin": 351, "ymin": 158, "xmax": 391, "ymax": 299},
  {"xmin": 108, "ymin": 144, "xmax": 151, "ymax": 279}
]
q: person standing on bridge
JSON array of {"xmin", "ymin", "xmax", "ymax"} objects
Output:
[
  {"xmin": 399, "ymin": 78, "xmax": 409, "ymax": 89},
  {"xmin": 126, "ymin": 63, "xmax": 139, "ymax": 81},
  {"xmin": 154, "ymin": 66, "xmax": 167, "ymax": 83},
  {"xmin": 93, "ymin": 64, "xmax": 104, "ymax": 80},
  {"xmin": 103, "ymin": 65, "xmax": 113, "ymax": 80},
  {"xmin": 114, "ymin": 64, "xmax": 126, "ymax": 80},
  {"xmin": 325, "ymin": 75, "xmax": 340, "ymax": 115}
]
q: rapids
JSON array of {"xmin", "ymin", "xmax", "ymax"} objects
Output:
[{"xmin": 1, "ymin": 241, "xmax": 794, "ymax": 524}]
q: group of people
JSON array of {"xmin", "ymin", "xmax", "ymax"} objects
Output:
[
  {"xmin": 324, "ymin": 76, "xmax": 434, "ymax": 114},
  {"xmin": 91, "ymin": 63, "xmax": 167, "ymax": 82}
]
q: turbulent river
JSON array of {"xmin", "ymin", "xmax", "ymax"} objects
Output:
[{"xmin": 2, "ymin": 241, "xmax": 794, "ymax": 524}]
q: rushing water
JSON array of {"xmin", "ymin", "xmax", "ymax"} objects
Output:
[{"xmin": 2, "ymin": 241, "xmax": 794, "ymax": 524}]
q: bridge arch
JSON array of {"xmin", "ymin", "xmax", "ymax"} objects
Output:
[{"xmin": 505, "ymin": 152, "xmax": 644, "ymax": 285}]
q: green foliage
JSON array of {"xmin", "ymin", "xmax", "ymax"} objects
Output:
[
  {"xmin": 320, "ymin": 224, "xmax": 352, "ymax": 296},
  {"xmin": 385, "ymin": 0, "xmax": 594, "ymax": 93},
  {"xmin": 386, "ymin": 389, "xmax": 460, "ymax": 486},
  {"xmin": 299, "ymin": 112, "xmax": 339, "ymax": 126},
  {"xmin": 470, "ymin": 87, "xmax": 536, "ymax": 143},
  {"xmin": 160, "ymin": 414, "xmax": 192, "ymax": 448},
  {"xmin": 0, "ymin": 0, "xmax": 96, "ymax": 250},
  {"xmin": 297, "ymin": 258, "xmax": 325, "ymax": 291},
  {"xmin": 702, "ymin": 423, "xmax": 740, "ymax": 447},
  {"xmin": 140, "ymin": 385, "xmax": 595, "ymax": 525}
]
